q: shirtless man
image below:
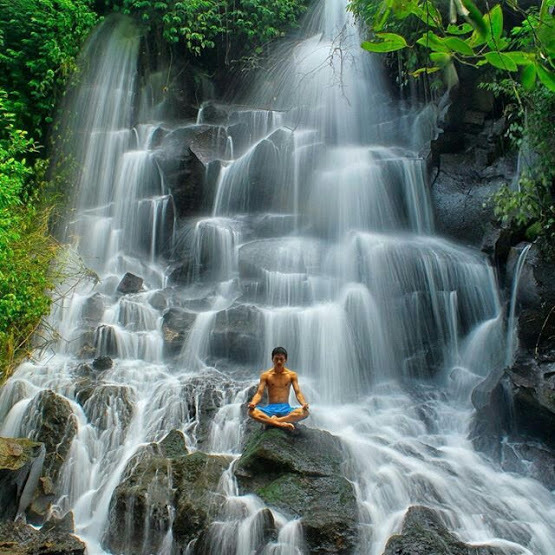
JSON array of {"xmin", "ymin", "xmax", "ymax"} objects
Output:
[{"xmin": 248, "ymin": 346, "xmax": 309, "ymax": 431}]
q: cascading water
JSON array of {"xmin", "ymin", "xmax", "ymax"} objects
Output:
[{"xmin": 1, "ymin": 2, "xmax": 554, "ymax": 555}]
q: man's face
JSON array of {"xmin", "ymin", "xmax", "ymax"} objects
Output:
[{"xmin": 272, "ymin": 354, "xmax": 287, "ymax": 369}]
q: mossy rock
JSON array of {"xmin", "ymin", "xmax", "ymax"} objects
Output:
[{"xmin": 235, "ymin": 426, "xmax": 358, "ymax": 553}]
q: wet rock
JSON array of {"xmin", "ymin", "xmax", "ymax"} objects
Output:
[
  {"xmin": 81, "ymin": 384, "xmax": 135, "ymax": 433},
  {"xmin": 80, "ymin": 293, "xmax": 105, "ymax": 323},
  {"xmin": 194, "ymin": 507, "xmax": 277, "ymax": 554},
  {"xmin": 159, "ymin": 429, "xmax": 188, "ymax": 458},
  {"xmin": 92, "ymin": 355, "xmax": 113, "ymax": 370},
  {"xmin": 198, "ymin": 102, "xmax": 230, "ymax": 125},
  {"xmin": 162, "ymin": 307, "xmax": 197, "ymax": 357},
  {"xmin": 94, "ymin": 324, "xmax": 118, "ymax": 357},
  {"xmin": 238, "ymin": 238, "xmax": 322, "ymax": 280},
  {"xmin": 383, "ymin": 505, "xmax": 506, "ymax": 554},
  {"xmin": 506, "ymin": 243, "xmax": 555, "ymax": 353},
  {"xmin": 116, "ymin": 272, "xmax": 143, "ymax": 294},
  {"xmin": 20, "ymin": 390, "xmax": 78, "ymax": 486},
  {"xmin": 506, "ymin": 353, "xmax": 555, "ymax": 448},
  {"xmin": 0, "ymin": 437, "xmax": 45, "ymax": 521},
  {"xmin": 172, "ymin": 452, "xmax": 231, "ymax": 546},
  {"xmin": 0, "ymin": 519, "xmax": 85, "ymax": 554},
  {"xmin": 155, "ymin": 126, "xmax": 211, "ymax": 217},
  {"xmin": 469, "ymin": 353, "xmax": 555, "ymax": 488},
  {"xmin": 234, "ymin": 427, "xmax": 358, "ymax": 553},
  {"xmin": 480, "ymin": 223, "xmax": 512, "ymax": 267},
  {"xmin": 209, "ymin": 304, "xmax": 263, "ymax": 365},
  {"xmin": 148, "ymin": 290, "xmax": 168, "ymax": 311},
  {"xmin": 104, "ymin": 437, "xmax": 229, "ymax": 555},
  {"xmin": 42, "ymin": 510, "xmax": 75, "ymax": 534}
]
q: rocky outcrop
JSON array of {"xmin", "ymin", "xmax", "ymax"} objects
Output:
[
  {"xmin": 383, "ymin": 505, "xmax": 506, "ymax": 554},
  {"xmin": 234, "ymin": 426, "xmax": 358, "ymax": 553},
  {"xmin": 104, "ymin": 430, "xmax": 231, "ymax": 554},
  {"xmin": 506, "ymin": 243, "xmax": 555, "ymax": 354},
  {"xmin": 0, "ymin": 437, "xmax": 45, "ymax": 522},
  {"xmin": 0, "ymin": 519, "xmax": 85, "ymax": 555},
  {"xmin": 469, "ymin": 353, "xmax": 555, "ymax": 489}
]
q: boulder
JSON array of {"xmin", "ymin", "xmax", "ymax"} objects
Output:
[
  {"xmin": 80, "ymin": 293, "xmax": 105, "ymax": 324},
  {"xmin": 104, "ymin": 431, "xmax": 230, "ymax": 554},
  {"xmin": 234, "ymin": 427, "xmax": 358, "ymax": 553},
  {"xmin": 383, "ymin": 506, "xmax": 505, "ymax": 554},
  {"xmin": 0, "ymin": 520, "xmax": 85, "ymax": 555},
  {"xmin": 148, "ymin": 290, "xmax": 168, "ymax": 311},
  {"xmin": 20, "ymin": 391, "xmax": 78, "ymax": 486},
  {"xmin": 92, "ymin": 355, "xmax": 113, "ymax": 371},
  {"xmin": 162, "ymin": 307, "xmax": 197, "ymax": 357},
  {"xmin": 209, "ymin": 304, "xmax": 264, "ymax": 365},
  {"xmin": 0, "ymin": 437, "xmax": 45, "ymax": 521},
  {"xmin": 116, "ymin": 272, "xmax": 143, "ymax": 295}
]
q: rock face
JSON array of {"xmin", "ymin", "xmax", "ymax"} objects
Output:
[
  {"xmin": 0, "ymin": 519, "xmax": 85, "ymax": 555},
  {"xmin": 20, "ymin": 391, "xmax": 78, "ymax": 486},
  {"xmin": 469, "ymin": 353, "xmax": 555, "ymax": 489},
  {"xmin": 0, "ymin": 437, "xmax": 45, "ymax": 521},
  {"xmin": 383, "ymin": 505, "xmax": 505, "ymax": 554},
  {"xmin": 104, "ymin": 430, "xmax": 230, "ymax": 554},
  {"xmin": 506, "ymin": 243, "xmax": 555, "ymax": 354},
  {"xmin": 209, "ymin": 304, "xmax": 264, "ymax": 366},
  {"xmin": 234, "ymin": 427, "xmax": 358, "ymax": 553}
]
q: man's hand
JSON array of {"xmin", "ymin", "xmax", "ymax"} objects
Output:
[
  {"xmin": 248, "ymin": 402, "xmax": 257, "ymax": 410},
  {"xmin": 302, "ymin": 403, "xmax": 309, "ymax": 411}
]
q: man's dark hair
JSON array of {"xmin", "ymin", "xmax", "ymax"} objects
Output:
[{"xmin": 271, "ymin": 346, "xmax": 288, "ymax": 359}]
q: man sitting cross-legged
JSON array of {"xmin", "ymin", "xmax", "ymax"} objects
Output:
[{"xmin": 248, "ymin": 346, "xmax": 309, "ymax": 431}]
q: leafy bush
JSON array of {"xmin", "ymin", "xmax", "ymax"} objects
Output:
[
  {"xmin": 0, "ymin": 0, "xmax": 98, "ymax": 139},
  {"xmin": 106, "ymin": 0, "xmax": 308, "ymax": 57},
  {"xmin": 0, "ymin": 90, "xmax": 57, "ymax": 380}
]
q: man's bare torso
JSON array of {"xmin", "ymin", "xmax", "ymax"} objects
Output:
[{"xmin": 263, "ymin": 368, "xmax": 296, "ymax": 404}]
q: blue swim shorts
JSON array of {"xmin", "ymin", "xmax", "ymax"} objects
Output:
[{"xmin": 258, "ymin": 403, "xmax": 294, "ymax": 417}]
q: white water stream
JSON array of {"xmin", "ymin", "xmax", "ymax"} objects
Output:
[{"xmin": 1, "ymin": 2, "xmax": 554, "ymax": 554}]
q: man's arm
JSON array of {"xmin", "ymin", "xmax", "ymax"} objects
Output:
[
  {"xmin": 291, "ymin": 373, "xmax": 309, "ymax": 410},
  {"xmin": 248, "ymin": 373, "xmax": 267, "ymax": 409}
]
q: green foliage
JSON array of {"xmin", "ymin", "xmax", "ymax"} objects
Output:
[
  {"xmin": 352, "ymin": 0, "xmax": 555, "ymax": 91},
  {"xmin": 106, "ymin": 0, "xmax": 308, "ymax": 57},
  {"xmin": 0, "ymin": 0, "xmax": 98, "ymax": 139},
  {"xmin": 488, "ymin": 84, "xmax": 555, "ymax": 257},
  {"xmin": 0, "ymin": 91, "xmax": 57, "ymax": 380}
]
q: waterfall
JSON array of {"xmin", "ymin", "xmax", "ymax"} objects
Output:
[{"xmin": 1, "ymin": 1, "xmax": 554, "ymax": 554}]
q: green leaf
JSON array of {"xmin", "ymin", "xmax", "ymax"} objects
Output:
[
  {"xmin": 486, "ymin": 4, "xmax": 503, "ymax": 43},
  {"xmin": 536, "ymin": 63, "xmax": 555, "ymax": 92},
  {"xmin": 430, "ymin": 52, "xmax": 452, "ymax": 67},
  {"xmin": 361, "ymin": 33, "xmax": 408, "ymax": 53},
  {"xmin": 446, "ymin": 23, "xmax": 473, "ymax": 35},
  {"xmin": 444, "ymin": 37, "xmax": 474, "ymax": 56},
  {"xmin": 484, "ymin": 51, "xmax": 518, "ymax": 71},
  {"xmin": 521, "ymin": 64, "xmax": 536, "ymax": 90},
  {"xmin": 411, "ymin": 66, "xmax": 441, "ymax": 77},
  {"xmin": 504, "ymin": 51, "xmax": 533, "ymax": 66},
  {"xmin": 461, "ymin": 0, "xmax": 487, "ymax": 36},
  {"xmin": 416, "ymin": 32, "xmax": 450, "ymax": 53}
]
